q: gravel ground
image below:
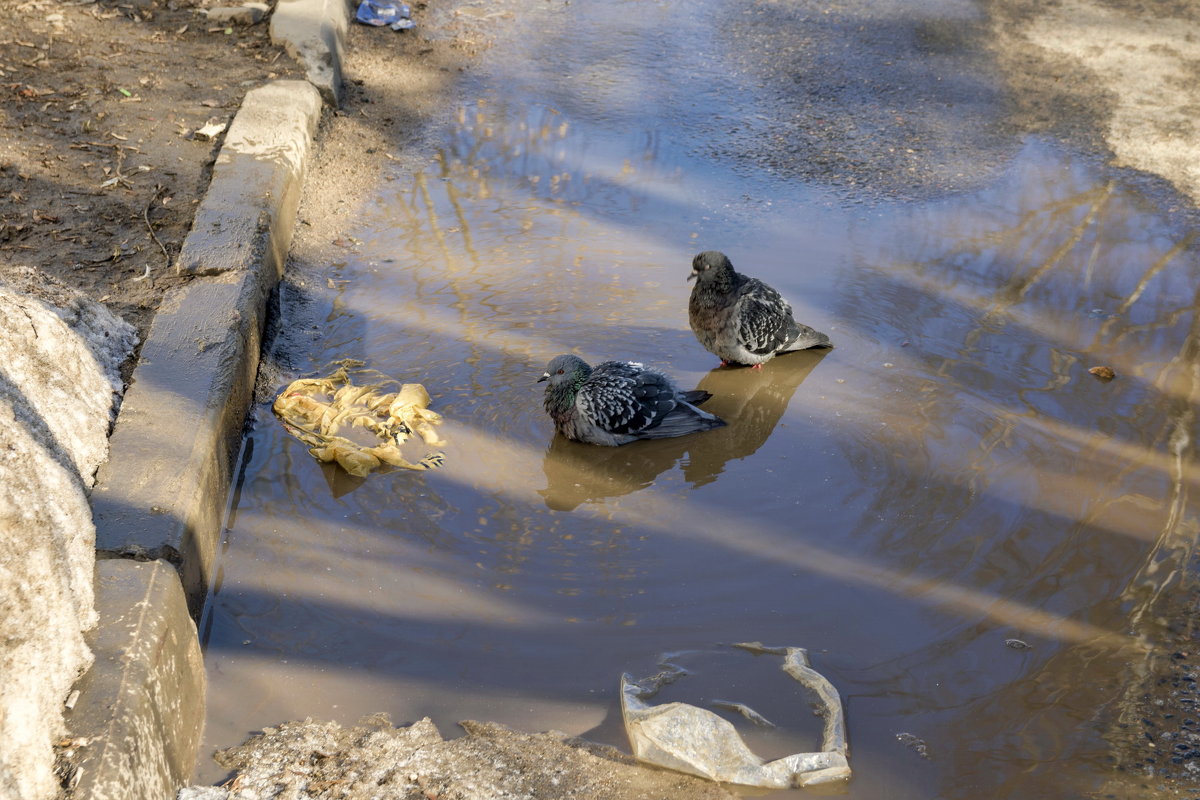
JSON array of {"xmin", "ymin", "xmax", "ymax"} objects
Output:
[{"xmin": 182, "ymin": 715, "xmax": 739, "ymax": 800}]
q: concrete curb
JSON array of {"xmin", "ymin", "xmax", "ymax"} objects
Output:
[
  {"xmin": 271, "ymin": 0, "xmax": 353, "ymax": 107},
  {"xmin": 91, "ymin": 80, "xmax": 323, "ymax": 614},
  {"xmin": 76, "ymin": 77, "xmax": 329, "ymax": 800},
  {"xmin": 66, "ymin": 560, "xmax": 205, "ymax": 800}
]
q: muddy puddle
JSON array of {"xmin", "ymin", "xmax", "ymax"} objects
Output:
[{"xmin": 196, "ymin": 3, "xmax": 1199, "ymax": 798}]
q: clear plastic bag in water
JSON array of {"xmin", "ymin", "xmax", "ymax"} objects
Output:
[{"xmin": 620, "ymin": 643, "xmax": 851, "ymax": 789}]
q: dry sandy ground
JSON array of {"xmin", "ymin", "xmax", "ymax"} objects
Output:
[{"xmin": 994, "ymin": 0, "xmax": 1200, "ymax": 207}]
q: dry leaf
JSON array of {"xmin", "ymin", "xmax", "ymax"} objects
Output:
[{"xmin": 193, "ymin": 118, "xmax": 227, "ymax": 141}]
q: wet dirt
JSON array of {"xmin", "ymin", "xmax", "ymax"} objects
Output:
[{"xmin": 195, "ymin": 1, "xmax": 1200, "ymax": 798}]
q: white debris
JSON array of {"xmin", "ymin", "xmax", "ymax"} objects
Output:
[{"xmin": 194, "ymin": 118, "xmax": 229, "ymax": 142}]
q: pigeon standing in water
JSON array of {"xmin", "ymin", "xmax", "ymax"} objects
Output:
[
  {"xmin": 688, "ymin": 250, "xmax": 831, "ymax": 368},
  {"xmin": 538, "ymin": 354, "xmax": 725, "ymax": 446}
]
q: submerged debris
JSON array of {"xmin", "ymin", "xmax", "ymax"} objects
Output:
[
  {"xmin": 711, "ymin": 700, "xmax": 777, "ymax": 729},
  {"xmin": 895, "ymin": 732, "xmax": 931, "ymax": 759},
  {"xmin": 1088, "ymin": 365, "xmax": 1116, "ymax": 381}
]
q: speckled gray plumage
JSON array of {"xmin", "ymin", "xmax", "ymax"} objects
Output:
[
  {"xmin": 538, "ymin": 354, "xmax": 725, "ymax": 446},
  {"xmin": 688, "ymin": 251, "xmax": 830, "ymax": 367}
]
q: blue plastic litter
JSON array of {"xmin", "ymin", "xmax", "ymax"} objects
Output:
[{"xmin": 355, "ymin": 0, "xmax": 414, "ymax": 30}]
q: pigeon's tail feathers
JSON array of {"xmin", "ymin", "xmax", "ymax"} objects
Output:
[
  {"xmin": 638, "ymin": 401, "xmax": 726, "ymax": 440},
  {"xmin": 783, "ymin": 324, "xmax": 832, "ymax": 352},
  {"xmin": 680, "ymin": 389, "xmax": 714, "ymax": 406}
]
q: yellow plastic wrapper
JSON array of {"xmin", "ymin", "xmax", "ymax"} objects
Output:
[{"xmin": 273, "ymin": 365, "xmax": 446, "ymax": 477}]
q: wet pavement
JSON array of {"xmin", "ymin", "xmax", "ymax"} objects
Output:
[{"xmin": 196, "ymin": 0, "xmax": 1200, "ymax": 797}]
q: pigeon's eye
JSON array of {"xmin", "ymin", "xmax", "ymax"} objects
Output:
[{"xmin": 556, "ymin": 369, "xmax": 564, "ymax": 374}]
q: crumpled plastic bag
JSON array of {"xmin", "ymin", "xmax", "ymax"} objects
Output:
[
  {"xmin": 273, "ymin": 365, "xmax": 445, "ymax": 477},
  {"xmin": 620, "ymin": 643, "xmax": 851, "ymax": 789},
  {"xmin": 355, "ymin": 0, "xmax": 414, "ymax": 30}
]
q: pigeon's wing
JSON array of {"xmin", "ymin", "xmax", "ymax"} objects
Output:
[
  {"xmin": 735, "ymin": 279, "xmax": 796, "ymax": 356},
  {"xmin": 577, "ymin": 362, "xmax": 678, "ymax": 435},
  {"xmin": 782, "ymin": 320, "xmax": 831, "ymax": 351}
]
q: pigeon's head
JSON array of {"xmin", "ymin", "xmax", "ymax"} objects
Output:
[
  {"xmin": 689, "ymin": 250, "xmax": 733, "ymax": 283},
  {"xmin": 538, "ymin": 354, "xmax": 591, "ymax": 389}
]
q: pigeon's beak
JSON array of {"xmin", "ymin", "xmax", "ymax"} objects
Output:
[
  {"xmin": 687, "ymin": 270, "xmax": 698, "ymax": 282},
  {"xmin": 537, "ymin": 373, "xmax": 549, "ymax": 383}
]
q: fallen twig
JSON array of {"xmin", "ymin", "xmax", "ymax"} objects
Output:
[{"xmin": 135, "ymin": 184, "xmax": 168, "ymax": 281}]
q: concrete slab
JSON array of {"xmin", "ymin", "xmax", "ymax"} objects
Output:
[
  {"xmin": 91, "ymin": 80, "xmax": 323, "ymax": 612},
  {"xmin": 66, "ymin": 559, "xmax": 205, "ymax": 800},
  {"xmin": 271, "ymin": 0, "xmax": 352, "ymax": 106},
  {"xmin": 91, "ymin": 274, "xmax": 275, "ymax": 612},
  {"xmin": 176, "ymin": 80, "xmax": 324, "ymax": 278}
]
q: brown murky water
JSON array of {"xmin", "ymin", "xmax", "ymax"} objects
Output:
[{"xmin": 197, "ymin": 3, "xmax": 1200, "ymax": 797}]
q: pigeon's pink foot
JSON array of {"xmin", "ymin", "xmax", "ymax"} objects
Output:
[
  {"xmin": 751, "ymin": 363, "xmax": 764, "ymax": 371},
  {"xmin": 719, "ymin": 360, "xmax": 731, "ymax": 368}
]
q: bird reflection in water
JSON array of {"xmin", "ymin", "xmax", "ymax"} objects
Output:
[{"xmin": 539, "ymin": 352, "xmax": 827, "ymax": 510}]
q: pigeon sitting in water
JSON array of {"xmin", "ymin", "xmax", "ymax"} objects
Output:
[
  {"xmin": 688, "ymin": 250, "xmax": 831, "ymax": 368},
  {"xmin": 538, "ymin": 354, "xmax": 725, "ymax": 446}
]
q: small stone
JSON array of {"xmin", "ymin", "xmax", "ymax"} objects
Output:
[
  {"xmin": 203, "ymin": 3, "xmax": 269, "ymax": 25},
  {"xmin": 1088, "ymin": 365, "xmax": 1116, "ymax": 381},
  {"xmin": 178, "ymin": 788, "xmax": 230, "ymax": 800}
]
